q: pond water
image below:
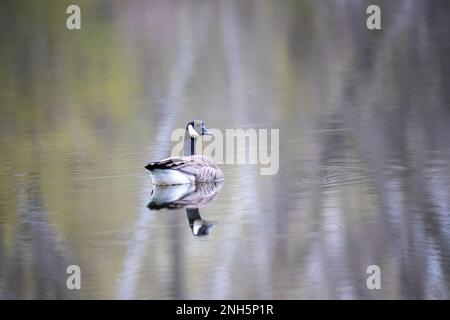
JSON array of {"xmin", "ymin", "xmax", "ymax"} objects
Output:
[{"xmin": 0, "ymin": 0, "xmax": 449, "ymax": 299}]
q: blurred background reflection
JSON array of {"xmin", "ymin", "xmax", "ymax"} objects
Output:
[{"xmin": 0, "ymin": 0, "xmax": 449, "ymax": 299}]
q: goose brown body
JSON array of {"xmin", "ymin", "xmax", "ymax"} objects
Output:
[{"xmin": 145, "ymin": 120, "xmax": 223, "ymax": 185}]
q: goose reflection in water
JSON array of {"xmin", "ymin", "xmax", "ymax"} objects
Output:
[{"xmin": 147, "ymin": 181, "xmax": 223, "ymax": 236}]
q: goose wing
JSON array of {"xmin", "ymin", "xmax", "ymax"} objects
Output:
[
  {"xmin": 145, "ymin": 155, "xmax": 222, "ymax": 182},
  {"xmin": 145, "ymin": 156, "xmax": 187, "ymax": 171}
]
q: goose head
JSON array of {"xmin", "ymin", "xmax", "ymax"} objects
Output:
[{"xmin": 186, "ymin": 120, "xmax": 212, "ymax": 139}]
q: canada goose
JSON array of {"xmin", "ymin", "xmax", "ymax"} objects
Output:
[{"xmin": 145, "ymin": 120, "xmax": 223, "ymax": 185}]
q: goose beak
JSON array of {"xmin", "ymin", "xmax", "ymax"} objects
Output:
[{"xmin": 202, "ymin": 127, "xmax": 212, "ymax": 135}]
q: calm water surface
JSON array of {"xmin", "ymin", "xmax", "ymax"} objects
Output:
[{"xmin": 0, "ymin": 0, "xmax": 449, "ymax": 299}]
